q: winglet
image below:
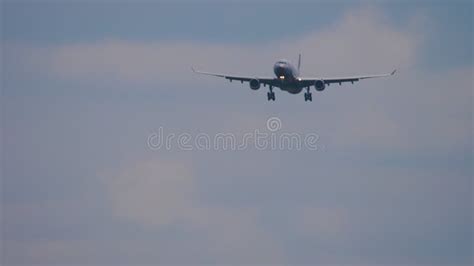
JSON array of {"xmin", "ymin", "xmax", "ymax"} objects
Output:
[
  {"xmin": 191, "ymin": 67, "xmax": 196, "ymax": 73},
  {"xmin": 391, "ymin": 69, "xmax": 397, "ymax": 76}
]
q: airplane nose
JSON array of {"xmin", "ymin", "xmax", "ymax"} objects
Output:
[
  {"xmin": 274, "ymin": 66, "xmax": 285, "ymax": 75},
  {"xmin": 274, "ymin": 62, "xmax": 287, "ymax": 77}
]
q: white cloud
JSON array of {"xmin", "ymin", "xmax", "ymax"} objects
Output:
[
  {"xmin": 322, "ymin": 67, "xmax": 473, "ymax": 153},
  {"xmin": 3, "ymin": 6, "xmax": 471, "ymax": 265},
  {"xmin": 102, "ymin": 157, "xmax": 195, "ymax": 226},
  {"xmin": 100, "ymin": 156, "xmax": 284, "ymax": 263},
  {"xmin": 10, "ymin": 7, "xmax": 420, "ymax": 87}
]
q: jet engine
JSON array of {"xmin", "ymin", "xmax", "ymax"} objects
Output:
[
  {"xmin": 315, "ymin": 80, "xmax": 326, "ymax": 91},
  {"xmin": 249, "ymin": 79, "xmax": 260, "ymax": 90}
]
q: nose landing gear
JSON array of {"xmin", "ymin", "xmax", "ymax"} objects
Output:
[
  {"xmin": 267, "ymin": 86, "xmax": 275, "ymax": 101},
  {"xmin": 267, "ymin": 92, "xmax": 276, "ymax": 101},
  {"xmin": 304, "ymin": 87, "xmax": 312, "ymax": 102}
]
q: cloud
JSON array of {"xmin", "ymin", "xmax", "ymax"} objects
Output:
[
  {"xmin": 9, "ymin": 7, "xmax": 420, "ymax": 87},
  {"xmin": 102, "ymin": 157, "xmax": 195, "ymax": 227},
  {"xmin": 10, "ymin": 5, "xmax": 453, "ymax": 156},
  {"xmin": 321, "ymin": 66, "xmax": 473, "ymax": 154},
  {"xmin": 3, "ymin": 5, "xmax": 471, "ymax": 265},
  {"xmin": 100, "ymin": 156, "xmax": 284, "ymax": 263},
  {"xmin": 12, "ymin": 7, "xmax": 464, "ymax": 158}
]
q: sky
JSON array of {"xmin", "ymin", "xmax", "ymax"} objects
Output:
[{"xmin": 1, "ymin": 1, "xmax": 473, "ymax": 265}]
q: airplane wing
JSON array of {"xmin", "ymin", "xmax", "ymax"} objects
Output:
[
  {"xmin": 299, "ymin": 69, "xmax": 397, "ymax": 87},
  {"xmin": 191, "ymin": 67, "xmax": 277, "ymax": 86}
]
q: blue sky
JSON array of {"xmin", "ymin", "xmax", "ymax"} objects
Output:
[{"xmin": 2, "ymin": 1, "xmax": 473, "ymax": 265}]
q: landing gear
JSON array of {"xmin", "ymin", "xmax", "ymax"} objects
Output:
[
  {"xmin": 267, "ymin": 86, "xmax": 275, "ymax": 101},
  {"xmin": 304, "ymin": 87, "xmax": 312, "ymax": 102},
  {"xmin": 267, "ymin": 91, "xmax": 275, "ymax": 101}
]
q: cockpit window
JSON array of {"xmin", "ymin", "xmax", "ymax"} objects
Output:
[{"xmin": 277, "ymin": 60, "xmax": 287, "ymax": 64}]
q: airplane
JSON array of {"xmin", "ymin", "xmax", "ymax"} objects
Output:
[{"xmin": 192, "ymin": 54, "xmax": 396, "ymax": 102}]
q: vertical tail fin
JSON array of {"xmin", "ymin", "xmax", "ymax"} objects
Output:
[{"xmin": 297, "ymin": 53, "xmax": 302, "ymax": 72}]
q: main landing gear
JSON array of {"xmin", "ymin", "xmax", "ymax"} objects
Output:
[
  {"xmin": 304, "ymin": 87, "xmax": 312, "ymax": 102},
  {"xmin": 267, "ymin": 86, "xmax": 275, "ymax": 101}
]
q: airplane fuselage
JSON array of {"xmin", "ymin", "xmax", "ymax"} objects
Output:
[{"xmin": 273, "ymin": 60, "xmax": 303, "ymax": 94}]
